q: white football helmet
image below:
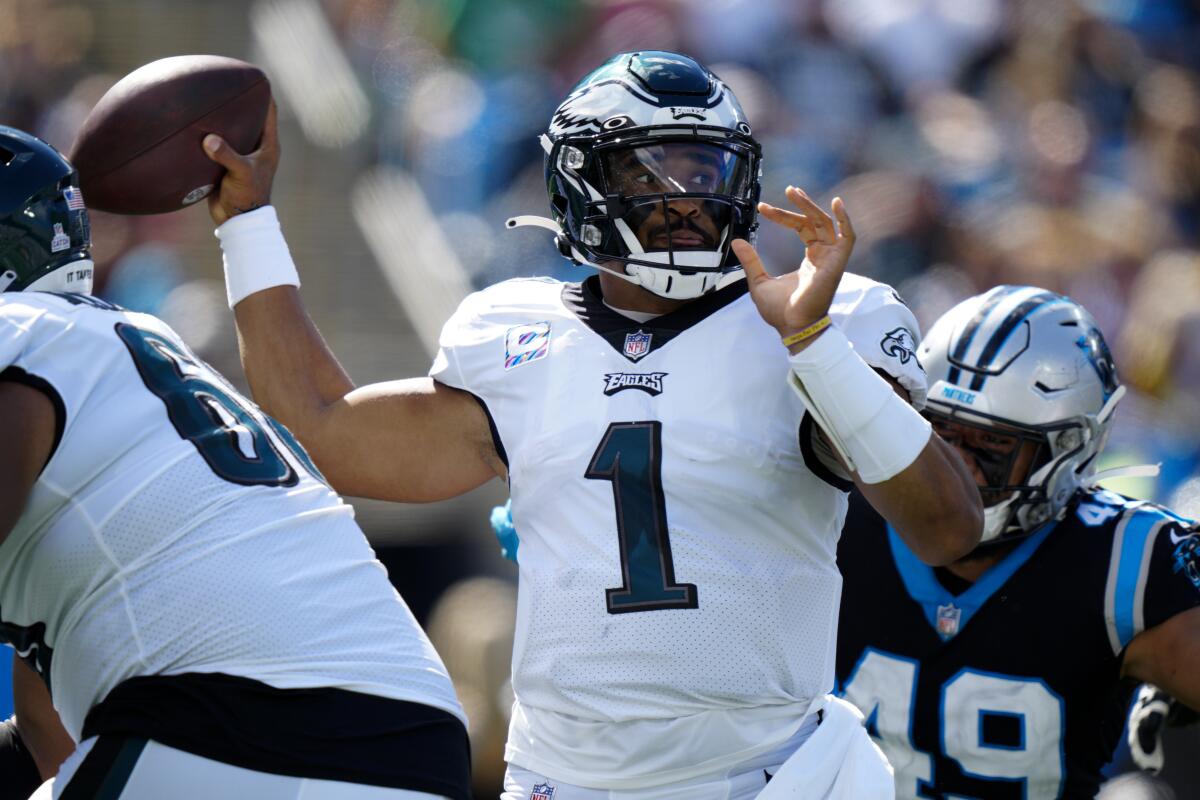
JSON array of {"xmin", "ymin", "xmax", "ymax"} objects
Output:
[
  {"xmin": 920, "ymin": 285, "xmax": 1125, "ymax": 545},
  {"xmin": 508, "ymin": 51, "xmax": 762, "ymax": 300}
]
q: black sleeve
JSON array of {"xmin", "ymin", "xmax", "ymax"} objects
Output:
[
  {"xmin": 1142, "ymin": 525, "xmax": 1200, "ymax": 633},
  {"xmin": 0, "ymin": 717, "xmax": 42, "ymax": 800}
]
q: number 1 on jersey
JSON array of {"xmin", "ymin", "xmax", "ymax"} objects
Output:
[{"xmin": 587, "ymin": 422, "xmax": 698, "ymax": 614}]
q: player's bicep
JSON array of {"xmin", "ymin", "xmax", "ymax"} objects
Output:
[
  {"xmin": 305, "ymin": 376, "xmax": 503, "ymax": 502},
  {"xmin": 0, "ymin": 380, "xmax": 58, "ymax": 545},
  {"xmin": 12, "ymin": 654, "xmax": 74, "ymax": 780},
  {"xmin": 1123, "ymin": 607, "xmax": 1200, "ymax": 711}
]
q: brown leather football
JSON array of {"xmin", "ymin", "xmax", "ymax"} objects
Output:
[{"xmin": 70, "ymin": 55, "xmax": 270, "ymax": 215}]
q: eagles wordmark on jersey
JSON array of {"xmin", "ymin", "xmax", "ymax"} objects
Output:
[
  {"xmin": 432, "ymin": 270, "xmax": 926, "ymax": 786},
  {"xmin": 837, "ymin": 488, "xmax": 1200, "ymax": 800}
]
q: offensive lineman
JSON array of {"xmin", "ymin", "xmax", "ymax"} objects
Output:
[
  {"xmin": 835, "ymin": 287, "xmax": 1200, "ymax": 799},
  {"xmin": 0, "ymin": 126, "xmax": 470, "ymax": 798},
  {"xmin": 200, "ymin": 52, "xmax": 983, "ymax": 797}
]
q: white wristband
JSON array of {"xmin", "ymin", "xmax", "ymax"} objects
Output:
[
  {"xmin": 788, "ymin": 325, "xmax": 931, "ymax": 484},
  {"xmin": 214, "ymin": 205, "xmax": 300, "ymax": 308}
]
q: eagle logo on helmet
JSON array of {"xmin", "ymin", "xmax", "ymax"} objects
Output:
[{"xmin": 550, "ymin": 106, "xmax": 604, "ymax": 136}]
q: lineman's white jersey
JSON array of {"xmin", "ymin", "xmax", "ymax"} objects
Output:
[
  {"xmin": 0, "ymin": 292, "xmax": 463, "ymax": 741},
  {"xmin": 430, "ymin": 273, "xmax": 926, "ymax": 787}
]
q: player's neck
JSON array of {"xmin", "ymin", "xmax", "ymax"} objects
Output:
[
  {"xmin": 942, "ymin": 542, "xmax": 1017, "ymax": 583},
  {"xmin": 596, "ymin": 271, "xmax": 689, "ymax": 316}
]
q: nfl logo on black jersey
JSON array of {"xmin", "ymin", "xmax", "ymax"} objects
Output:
[{"xmin": 936, "ymin": 603, "xmax": 961, "ymax": 638}]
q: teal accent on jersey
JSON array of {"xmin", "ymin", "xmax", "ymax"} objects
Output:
[
  {"xmin": 116, "ymin": 323, "xmax": 298, "ymax": 487},
  {"xmin": 888, "ymin": 521, "xmax": 1057, "ymax": 640},
  {"xmin": 491, "ymin": 500, "xmax": 519, "ymax": 563},
  {"xmin": 1113, "ymin": 507, "xmax": 1174, "ymax": 647},
  {"xmin": 586, "ymin": 421, "xmax": 698, "ymax": 613},
  {"xmin": 263, "ymin": 414, "xmax": 328, "ymax": 487}
]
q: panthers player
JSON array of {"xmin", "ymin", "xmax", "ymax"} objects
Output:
[
  {"xmin": 835, "ymin": 286, "xmax": 1200, "ymax": 799},
  {"xmin": 0, "ymin": 126, "xmax": 470, "ymax": 799},
  {"xmin": 201, "ymin": 52, "xmax": 983, "ymax": 797}
]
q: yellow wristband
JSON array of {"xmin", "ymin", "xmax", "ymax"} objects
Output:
[{"xmin": 781, "ymin": 316, "xmax": 832, "ymax": 348}]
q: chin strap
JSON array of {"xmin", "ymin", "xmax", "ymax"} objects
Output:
[
  {"xmin": 505, "ymin": 214, "xmax": 646, "ymax": 288},
  {"xmin": 505, "ymin": 215, "xmax": 560, "ymax": 234},
  {"xmin": 1086, "ymin": 463, "xmax": 1162, "ymax": 485},
  {"xmin": 1081, "ymin": 385, "xmax": 1159, "ymax": 486},
  {"xmin": 504, "ymin": 213, "xmax": 746, "ymax": 297},
  {"xmin": 1097, "ymin": 385, "xmax": 1126, "ymax": 423}
]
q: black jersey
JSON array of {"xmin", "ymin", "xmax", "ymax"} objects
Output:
[{"xmin": 836, "ymin": 488, "xmax": 1200, "ymax": 799}]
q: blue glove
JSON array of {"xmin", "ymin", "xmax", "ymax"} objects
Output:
[{"xmin": 490, "ymin": 500, "xmax": 519, "ymax": 563}]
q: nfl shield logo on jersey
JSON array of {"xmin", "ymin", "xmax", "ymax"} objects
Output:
[
  {"xmin": 623, "ymin": 330, "xmax": 652, "ymax": 361},
  {"xmin": 530, "ymin": 783, "xmax": 556, "ymax": 800},
  {"xmin": 936, "ymin": 603, "xmax": 962, "ymax": 639}
]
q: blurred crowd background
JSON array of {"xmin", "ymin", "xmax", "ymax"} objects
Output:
[{"xmin": 3, "ymin": 0, "xmax": 1200, "ymax": 796}]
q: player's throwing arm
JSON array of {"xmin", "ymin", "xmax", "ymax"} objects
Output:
[
  {"xmin": 202, "ymin": 105, "xmax": 506, "ymax": 503},
  {"xmin": 733, "ymin": 189, "xmax": 982, "ymax": 565}
]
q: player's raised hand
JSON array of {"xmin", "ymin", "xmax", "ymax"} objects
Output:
[
  {"xmin": 203, "ymin": 100, "xmax": 281, "ymax": 227},
  {"xmin": 731, "ymin": 187, "xmax": 855, "ymax": 350}
]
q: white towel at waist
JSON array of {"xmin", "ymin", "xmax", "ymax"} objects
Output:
[{"xmin": 756, "ymin": 694, "xmax": 895, "ymax": 800}]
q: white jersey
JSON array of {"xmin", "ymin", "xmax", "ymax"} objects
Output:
[
  {"xmin": 0, "ymin": 292, "xmax": 463, "ymax": 741},
  {"xmin": 430, "ymin": 274, "xmax": 925, "ymax": 786}
]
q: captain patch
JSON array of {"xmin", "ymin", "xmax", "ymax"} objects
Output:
[{"xmin": 505, "ymin": 322, "xmax": 551, "ymax": 370}]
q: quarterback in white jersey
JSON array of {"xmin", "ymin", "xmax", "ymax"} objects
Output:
[
  {"xmin": 444, "ymin": 272, "xmax": 929, "ymax": 786},
  {"xmin": 0, "ymin": 126, "xmax": 469, "ymax": 800},
  {"xmin": 203, "ymin": 53, "xmax": 982, "ymax": 798}
]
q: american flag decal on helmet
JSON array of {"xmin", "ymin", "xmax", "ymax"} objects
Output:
[{"xmin": 64, "ymin": 186, "xmax": 86, "ymax": 210}]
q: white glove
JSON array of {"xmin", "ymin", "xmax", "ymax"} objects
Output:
[{"xmin": 1128, "ymin": 684, "xmax": 1172, "ymax": 774}]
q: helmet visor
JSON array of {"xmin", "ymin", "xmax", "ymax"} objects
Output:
[
  {"xmin": 597, "ymin": 142, "xmax": 751, "ymax": 259},
  {"xmin": 599, "ymin": 141, "xmax": 752, "ymax": 200},
  {"xmin": 926, "ymin": 411, "xmax": 1049, "ymax": 506}
]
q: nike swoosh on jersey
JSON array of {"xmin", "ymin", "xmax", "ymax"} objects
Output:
[{"xmin": 1170, "ymin": 529, "xmax": 1196, "ymax": 545}]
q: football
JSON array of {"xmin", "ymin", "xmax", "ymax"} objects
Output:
[{"xmin": 69, "ymin": 55, "xmax": 270, "ymax": 215}]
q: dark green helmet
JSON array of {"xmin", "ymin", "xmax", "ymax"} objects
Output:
[{"xmin": 0, "ymin": 125, "xmax": 93, "ymax": 293}]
